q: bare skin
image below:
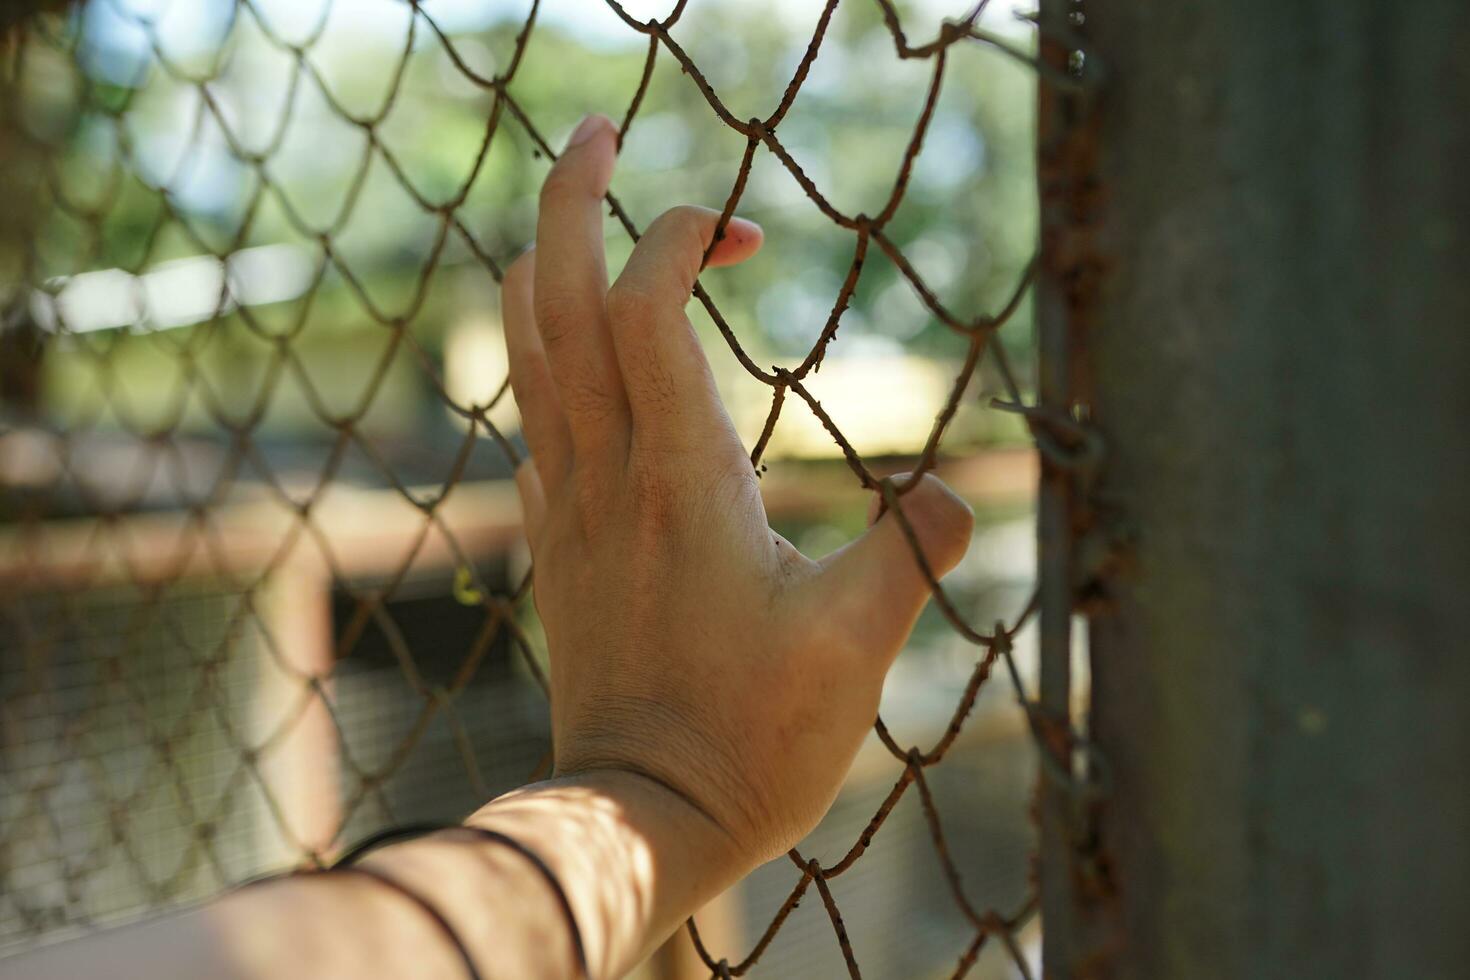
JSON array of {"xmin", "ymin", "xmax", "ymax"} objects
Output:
[{"xmin": 2, "ymin": 114, "xmax": 973, "ymax": 980}]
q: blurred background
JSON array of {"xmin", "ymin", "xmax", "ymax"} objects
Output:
[{"xmin": 0, "ymin": 1, "xmax": 1050, "ymax": 976}]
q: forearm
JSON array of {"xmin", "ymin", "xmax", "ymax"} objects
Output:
[
  {"xmin": 4, "ymin": 869, "xmax": 471, "ymax": 980},
  {"xmin": 4, "ymin": 771, "xmax": 744, "ymax": 980}
]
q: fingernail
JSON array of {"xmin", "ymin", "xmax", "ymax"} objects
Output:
[{"xmin": 568, "ymin": 114, "xmax": 611, "ymax": 148}]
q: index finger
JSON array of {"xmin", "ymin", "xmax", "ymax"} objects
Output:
[{"xmin": 604, "ymin": 206, "xmax": 763, "ymax": 450}]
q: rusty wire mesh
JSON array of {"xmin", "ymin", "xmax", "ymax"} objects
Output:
[{"xmin": 0, "ymin": 0, "xmax": 1087, "ymax": 976}]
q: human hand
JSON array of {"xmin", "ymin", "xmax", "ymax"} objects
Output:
[{"xmin": 501, "ymin": 114, "xmax": 975, "ymax": 870}]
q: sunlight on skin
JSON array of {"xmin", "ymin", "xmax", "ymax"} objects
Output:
[{"xmin": 459, "ymin": 771, "xmax": 744, "ymax": 977}]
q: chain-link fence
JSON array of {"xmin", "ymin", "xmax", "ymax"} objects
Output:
[{"xmin": 0, "ymin": 1, "xmax": 1086, "ymax": 976}]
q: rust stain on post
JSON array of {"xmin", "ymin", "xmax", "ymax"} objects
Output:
[{"xmin": 1036, "ymin": 1, "xmax": 1117, "ymax": 975}]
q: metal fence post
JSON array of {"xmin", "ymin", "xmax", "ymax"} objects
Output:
[{"xmin": 1055, "ymin": 1, "xmax": 1470, "ymax": 976}]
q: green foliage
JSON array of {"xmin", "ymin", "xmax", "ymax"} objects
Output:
[{"xmin": 5, "ymin": 1, "xmax": 1036, "ymax": 447}]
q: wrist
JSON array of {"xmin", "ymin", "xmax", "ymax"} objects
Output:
[
  {"xmin": 549, "ymin": 765, "xmax": 747, "ymax": 865},
  {"xmin": 467, "ymin": 769, "xmax": 747, "ymax": 977}
]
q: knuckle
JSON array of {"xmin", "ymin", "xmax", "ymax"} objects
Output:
[
  {"xmin": 910, "ymin": 475, "xmax": 975, "ymax": 548},
  {"xmin": 539, "ymin": 163, "xmax": 592, "ymax": 206},
  {"xmin": 659, "ymin": 203, "xmax": 708, "ymax": 230},
  {"xmin": 534, "ymin": 291, "xmax": 581, "ymax": 348},
  {"xmin": 655, "ymin": 204, "xmax": 713, "ymax": 250},
  {"xmin": 605, "ymin": 281, "xmax": 658, "ymax": 328},
  {"xmin": 647, "ymin": 206, "xmax": 716, "ymax": 290}
]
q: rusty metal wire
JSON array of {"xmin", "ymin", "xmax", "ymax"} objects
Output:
[{"xmin": 0, "ymin": 0, "xmax": 1094, "ymax": 976}]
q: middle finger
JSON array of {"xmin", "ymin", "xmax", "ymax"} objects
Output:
[{"xmin": 533, "ymin": 114, "xmax": 630, "ymax": 466}]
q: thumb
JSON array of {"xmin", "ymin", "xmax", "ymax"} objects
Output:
[{"xmin": 813, "ymin": 473, "xmax": 974, "ymax": 660}]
